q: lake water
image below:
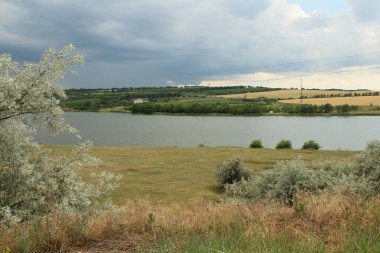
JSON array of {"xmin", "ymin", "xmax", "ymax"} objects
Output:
[{"xmin": 36, "ymin": 112, "xmax": 380, "ymax": 150}]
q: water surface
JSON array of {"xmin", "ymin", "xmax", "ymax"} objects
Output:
[{"xmin": 37, "ymin": 112, "xmax": 380, "ymax": 150}]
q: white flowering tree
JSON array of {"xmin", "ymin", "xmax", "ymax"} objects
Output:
[{"xmin": 0, "ymin": 45, "xmax": 119, "ymax": 224}]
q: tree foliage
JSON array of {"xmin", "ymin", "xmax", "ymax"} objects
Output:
[
  {"xmin": 0, "ymin": 45, "xmax": 119, "ymax": 225},
  {"xmin": 302, "ymin": 140, "xmax": 320, "ymax": 150},
  {"xmin": 249, "ymin": 139, "xmax": 263, "ymax": 148},
  {"xmin": 276, "ymin": 139, "xmax": 292, "ymax": 149}
]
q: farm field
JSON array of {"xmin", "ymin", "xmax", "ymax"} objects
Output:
[
  {"xmin": 69, "ymin": 146, "xmax": 359, "ymax": 205},
  {"xmin": 220, "ymin": 89, "xmax": 371, "ymax": 99},
  {"xmin": 280, "ymin": 95, "xmax": 380, "ymax": 106}
]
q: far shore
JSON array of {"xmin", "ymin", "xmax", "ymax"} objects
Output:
[{"xmin": 63, "ymin": 107, "xmax": 380, "ymax": 116}]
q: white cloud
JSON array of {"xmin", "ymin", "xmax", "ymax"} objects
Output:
[{"xmin": 200, "ymin": 65, "xmax": 380, "ymax": 90}]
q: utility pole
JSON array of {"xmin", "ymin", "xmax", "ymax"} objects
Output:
[{"xmin": 300, "ymin": 78, "xmax": 303, "ymax": 105}]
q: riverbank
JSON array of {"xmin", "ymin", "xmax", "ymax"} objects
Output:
[{"xmin": 63, "ymin": 105, "xmax": 380, "ymax": 116}]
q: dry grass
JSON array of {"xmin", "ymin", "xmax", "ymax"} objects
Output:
[
  {"xmin": 280, "ymin": 95, "xmax": 380, "ymax": 106},
  {"xmin": 55, "ymin": 192, "xmax": 380, "ymax": 252},
  {"xmin": 1, "ymin": 192, "xmax": 379, "ymax": 252},
  {"xmin": 220, "ymin": 89, "xmax": 370, "ymax": 100}
]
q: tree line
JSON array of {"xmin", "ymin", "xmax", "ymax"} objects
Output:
[
  {"xmin": 131, "ymin": 102, "xmax": 358, "ymax": 115},
  {"xmin": 311, "ymin": 91, "xmax": 379, "ymax": 99}
]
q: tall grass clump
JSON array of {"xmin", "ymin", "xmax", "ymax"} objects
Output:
[
  {"xmin": 216, "ymin": 157, "xmax": 252, "ymax": 188},
  {"xmin": 276, "ymin": 139, "xmax": 292, "ymax": 149},
  {"xmin": 249, "ymin": 139, "xmax": 263, "ymax": 148},
  {"xmin": 302, "ymin": 140, "xmax": 321, "ymax": 150}
]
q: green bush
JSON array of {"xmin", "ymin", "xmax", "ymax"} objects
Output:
[
  {"xmin": 354, "ymin": 141, "xmax": 380, "ymax": 193},
  {"xmin": 225, "ymin": 141, "xmax": 380, "ymax": 204},
  {"xmin": 226, "ymin": 159, "xmax": 321, "ymax": 204},
  {"xmin": 302, "ymin": 140, "xmax": 320, "ymax": 150},
  {"xmin": 276, "ymin": 139, "xmax": 292, "ymax": 149},
  {"xmin": 249, "ymin": 139, "xmax": 263, "ymax": 148},
  {"xmin": 216, "ymin": 157, "xmax": 252, "ymax": 188}
]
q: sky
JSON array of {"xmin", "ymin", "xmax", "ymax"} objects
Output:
[{"xmin": 1, "ymin": 0, "xmax": 380, "ymax": 90}]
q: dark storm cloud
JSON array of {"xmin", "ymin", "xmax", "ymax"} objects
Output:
[{"xmin": 1, "ymin": 0, "xmax": 380, "ymax": 88}]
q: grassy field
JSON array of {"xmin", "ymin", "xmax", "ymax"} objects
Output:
[
  {"xmin": 280, "ymin": 95, "xmax": 380, "ymax": 106},
  {"xmin": 3, "ymin": 146, "xmax": 379, "ymax": 253},
  {"xmin": 74, "ymin": 146, "xmax": 359, "ymax": 205},
  {"xmin": 220, "ymin": 89, "xmax": 370, "ymax": 99}
]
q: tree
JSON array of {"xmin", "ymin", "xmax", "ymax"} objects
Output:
[
  {"xmin": 276, "ymin": 139, "xmax": 292, "ymax": 149},
  {"xmin": 249, "ymin": 139, "xmax": 263, "ymax": 148},
  {"xmin": 0, "ymin": 45, "xmax": 119, "ymax": 225},
  {"xmin": 302, "ymin": 140, "xmax": 321, "ymax": 150},
  {"xmin": 322, "ymin": 103, "xmax": 333, "ymax": 113}
]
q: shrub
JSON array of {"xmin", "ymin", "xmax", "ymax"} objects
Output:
[
  {"xmin": 225, "ymin": 142, "xmax": 380, "ymax": 204},
  {"xmin": 353, "ymin": 141, "xmax": 380, "ymax": 193},
  {"xmin": 216, "ymin": 157, "xmax": 252, "ymax": 188},
  {"xmin": 224, "ymin": 178, "xmax": 255, "ymax": 199},
  {"xmin": 249, "ymin": 139, "xmax": 263, "ymax": 148},
  {"xmin": 302, "ymin": 140, "xmax": 320, "ymax": 150},
  {"xmin": 276, "ymin": 139, "xmax": 292, "ymax": 149},
  {"xmin": 226, "ymin": 159, "xmax": 321, "ymax": 204}
]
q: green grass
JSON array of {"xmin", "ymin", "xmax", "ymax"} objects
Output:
[
  {"xmin": 147, "ymin": 229, "xmax": 380, "ymax": 253},
  {"xmin": 173, "ymin": 232, "xmax": 327, "ymax": 253},
  {"xmin": 344, "ymin": 228, "xmax": 380, "ymax": 253},
  {"xmin": 141, "ymin": 223, "xmax": 380, "ymax": 253},
  {"xmin": 73, "ymin": 147, "xmax": 358, "ymax": 205}
]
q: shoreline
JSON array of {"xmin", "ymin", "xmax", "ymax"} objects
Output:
[{"xmin": 63, "ymin": 108, "xmax": 380, "ymax": 116}]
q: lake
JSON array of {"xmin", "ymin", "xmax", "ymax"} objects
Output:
[{"xmin": 36, "ymin": 112, "xmax": 380, "ymax": 150}]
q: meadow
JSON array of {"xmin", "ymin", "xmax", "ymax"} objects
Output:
[{"xmin": 80, "ymin": 147, "xmax": 357, "ymax": 204}]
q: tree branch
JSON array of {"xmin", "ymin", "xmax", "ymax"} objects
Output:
[{"xmin": 16, "ymin": 70, "xmax": 47, "ymax": 105}]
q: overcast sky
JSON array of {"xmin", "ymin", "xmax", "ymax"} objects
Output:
[{"xmin": 1, "ymin": 0, "xmax": 380, "ymax": 89}]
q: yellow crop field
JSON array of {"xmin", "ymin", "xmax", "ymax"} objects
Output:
[
  {"xmin": 280, "ymin": 95, "xmax": 380, "ymax": 106},
  {"xmin": 221, "ymin": 89, "xmax": 371, "ymax": 99}
]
